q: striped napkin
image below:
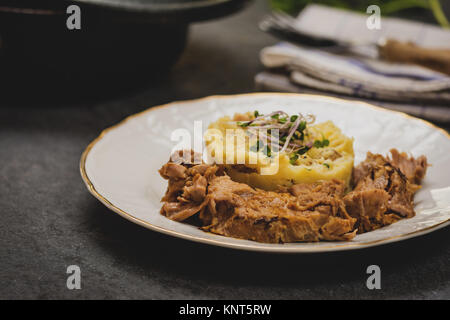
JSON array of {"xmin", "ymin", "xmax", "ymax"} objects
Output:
[
  {"xmin": 261, "ymin": 42, "xmax": 450, "ymax": 103},
  {"xmin": 256, "ymin": 4, "xmax": 450, "ymax": 124},
  {"xmin": 255, "ymin": 71, "xmax": 450, "ymax": 124}
]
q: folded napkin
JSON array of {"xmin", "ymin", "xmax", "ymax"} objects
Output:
[
  {"xmin": 261, "ymin": 42, "xmax": 450, "ymax": 104},
  {"xmin": 257, "ymin": 4, "xmax": 450, "ymax": 123},
  {"xmin": 255, "ymin": 71, "xmax": 450, "ymax": 124}
]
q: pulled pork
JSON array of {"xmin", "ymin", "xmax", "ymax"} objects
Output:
[
  {"xmin": 159, "ymin": 152, "xmax": 356, "ymax": 243},
  {"xmin": 343, "ymin": 149, "xmax": 427, "ymax": 233},
  {"xmin": 200, "ymin": 176, "xmax": 356, "ymax": 243},
  {"xmin": 159, "ymin": 149, "xmax": 427, "ymax": 243}
]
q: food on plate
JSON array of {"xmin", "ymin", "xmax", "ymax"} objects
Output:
[
  {"xmin": 343, "ymin": 150, "xmax": 427, "ymax": 233},
  {"xmin": 206, "ymin": 111, "xmax": 354, "ymax": 190},
  {"xmin": 158, "ymin": 111, "xmax": 428, "ymax": 243},
  {"xmin": 160, "ymin": 155, "xmax": 356, "ymax": 242}
]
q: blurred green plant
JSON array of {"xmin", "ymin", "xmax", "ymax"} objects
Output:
[{"xmin": 270, "ymin": 0, "xmax": 449, "ymax": 28}]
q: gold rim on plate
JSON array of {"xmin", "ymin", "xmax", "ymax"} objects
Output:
[{"xmin": 80, "ymin": 93, "xmax": 450, "ymax": 253}]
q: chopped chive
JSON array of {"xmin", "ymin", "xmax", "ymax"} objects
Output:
[
  {"xmin": 313, "ymin": 138, "xmax": 330, "ymax": 148},
  {"xmin": 297, "ymin": 146, "xmax": 310, "ymax": 155},
  {"xmin": 323, "ymin": 163, "xmax": 330, "ymax": 169},
  {"xmin": 290, "ymin": 115, "xmax": 298, "ymax": 122},
  {"xmin": 314, "ymin": 140, "xmax": 323, "ymax": 148},
  {"xmin": 289, "ymin": 153, "xmax": 299, "ymax": 165},
  {"xmin": 298, "ymin": 121, "xmax": 307, "ymax": 132}
]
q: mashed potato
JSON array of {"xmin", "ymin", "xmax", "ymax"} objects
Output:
[{"xmin": 205, "ymin": 112, "xmax": 354, "ymax": 191}]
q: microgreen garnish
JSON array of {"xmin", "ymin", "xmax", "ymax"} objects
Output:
[
  {"xmin": 298, "ymin": 121, "xmax": 307, "ymax": 132},
  {"xmin": 237, "ymin": 121, "xmax": 250, "ymax": 128},
  {"xmin": 297, "ymin": 146, "xmax": 310, "ymax": 155},
  {"xmin": 289, "ymin": 153, "xmax": 299, "ymax": 165},
  {"xmin": 233, "ymin": 111, "xmax": 318, "ymax": 162},
  {"xmin": 313, "ymin": 138, "xmax": 329, "ymax": 148}
]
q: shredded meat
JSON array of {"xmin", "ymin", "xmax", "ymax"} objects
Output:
[
  {"xmin": 201, "ymin": 176, "xmax": 356, "ymax": 243},
  {"xmin": 389, "ymin": 149, "xmax": 427, "ymax": 185},
  {"xmin": 343, "ymin": 149, "xmax": 427, "ymax": 233},
  {"xmin": 230, "ymin": 164, "xmax": 258, "ymax": 173},
  {"xmin": 158, "ymin": 151, "xmax": 224, "ymax": 221},
  {"xmin": 159, "ymin": 153, "xmax": 356, "ymax": 243},
  {"xmin": 158, "ymin": 149, "xmax": 427, "ymax": 243}
]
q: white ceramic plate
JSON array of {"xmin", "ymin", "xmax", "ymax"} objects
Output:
[{"xmin": 80, "ymin": 93, "xmax": 450, "ymax": 253}]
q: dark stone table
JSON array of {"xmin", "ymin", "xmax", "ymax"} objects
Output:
[{"xmin": 0, "ymin": 1, "xmax": 448, "ymax": 299}]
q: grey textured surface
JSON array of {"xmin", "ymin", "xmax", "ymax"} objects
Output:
[{"xmin": 0, "ymin": 1, "xmax": 449, "ymax": 300}]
